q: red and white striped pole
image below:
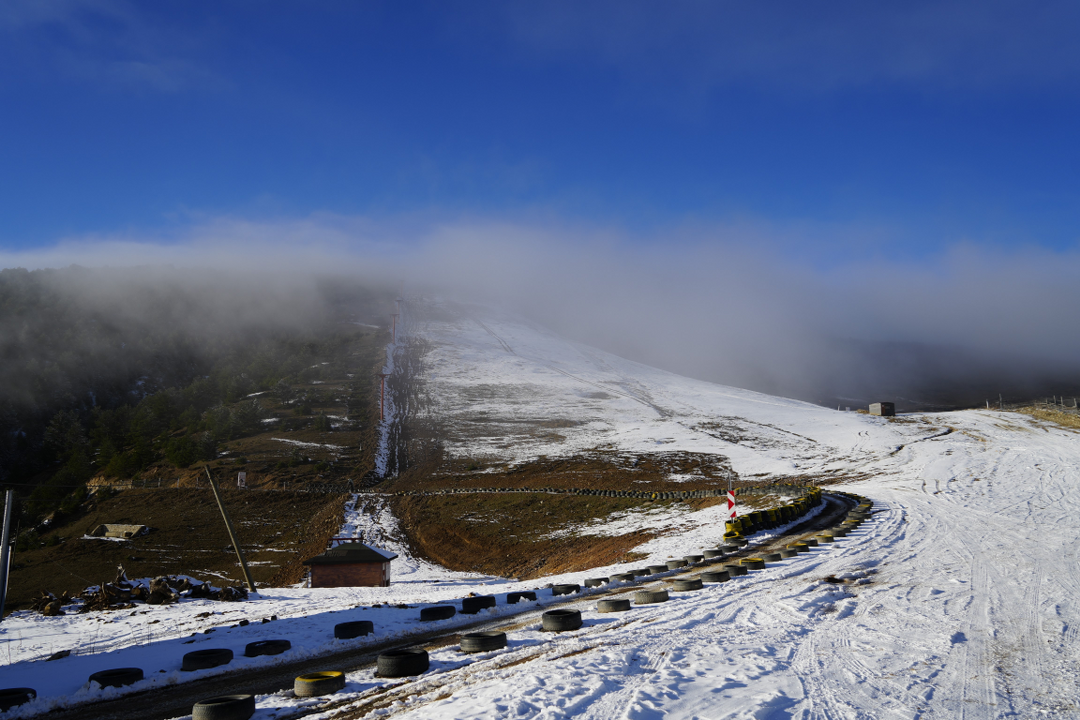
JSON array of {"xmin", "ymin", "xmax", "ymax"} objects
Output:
[{"xmin": 727, "ymin": 485, "xmax": 737, "ymax": 520}]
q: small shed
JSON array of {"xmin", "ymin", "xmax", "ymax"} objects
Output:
[
  {"xmin": 90, "ymin": 524, "xmax": 148, "ymax": 539},
  {"xmin": 869, "ymin": 402, "xmax": 896, "ymax": 417},
  {"xmin": 303, "ymin": 542, "xmax": 397, "ymax": 588}
]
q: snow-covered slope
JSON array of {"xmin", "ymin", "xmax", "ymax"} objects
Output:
[
  {"xmin": 3, "ymin": 303, "xmax": 1080, "ymax": 719},
  {"xmin": 416, "ymin": 302, "xmax": 921, "ymax": 477}
]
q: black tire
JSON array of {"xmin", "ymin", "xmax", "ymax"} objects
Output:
[
  {"xmin": 818, "ymin": 534, "xmax": 835, "ymax": 543},
  {"xmin": 610, "ymin": 573, "xmax": 636, "ymax": 582},
  {"xmin": 763, "ymin": 552, "xmax": 783, "ymax": 562},
  {"xmin": 721, "ymin": 544, "xmax": 740, "ymax": 552},
  {"xmin": 460, "ymin": 631, "xmax": 507, "ymax": 653},
  {"xmin": 631, "ymin": 568, "xmax": 651, "ymax": 577},
  {"xmin": 703, "ymin": 549, "xmax": 725, "ymax": 559},
  {"xmin": 583, "ymin": 578, "xmax": 607, "ymax": 588},
  {"xmin": 723, "ymin": 564, "xmax": 748, "ymax": 576},
  {"xmin": 597, "ymin": 599, "xmax": 631, "ymax": 613},
  {"xmin": 552, "ymin": 583, "xmax": 580, "ymax": 596},
  {"xmin": 672, "ymin": 578, "xmax": 703, "ymax": 591},
  {"xmin": 647, "ymin": 565, "xmax": 669, "ymax": 574},
  {"xmin": 790, "ymin": 543, "xmax": 810, "ymax": 553},
  {"xmin": 804, "ymin": 538, "xmax": 819, "ymax": 547},
  {"xmin": 779, "ymin": 549, "xmax": 799, "ymax": 559},
  {"xmin": 461, "ymin": 596, "xmax": 497, "ymax": 614},
  {"xmin": 0, "ymin": 689, "xmax": 35, "ymax": 712},
  {"xmin": 506, "ymin": 591, "xmax": 537, "ymax": 604},
  {"xmin": 294, "ymin": 671, "xmax": 345, "ymax": 697},
  {"xmin": 420, "ymin": 605, "xmax": 456, "ymax": 621},
  {"xmin": 334, "ymin": 621, "xmax": 374, "ymax": 639},
  {"xmin": 88, "ymin": 667, "xmax": 143, "ymax": 688},
  {"xmin": 634, "ymin": 589, "xmax": 669, "ymax": 604},
  {"xmin": 701, "ymin": 570, "xmax": 730, "ymax": 583},
  {"xmin": 182, "ymin": 648, "xmax": 233, "ymax": 672},
  {"xmin": 665, "ymin": 559, "xmax": 687, "ymax": 570},
  {"xmin": 742, "ymin": 557, "xmax": 765, "ymax": 570},
  {"xmin": 245, "ymin": 639, "xmax": 291, "ymax": 657},
  {"xmin": 542, "ymin": 609, "xmax": 583, "ymax": 631},
  {"xmin": 191, "ymin": 694, "xmax": 255, "ymax": 720},
  {"xmin": 377, "ymin": 648, "xmax": 430, "ymax": 678},
  {"xmin": 683, "ymin": 555, "xmax": 704, "ymax": 564}
]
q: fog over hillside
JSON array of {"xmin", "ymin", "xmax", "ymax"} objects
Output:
[{"xmin": 3, "ymin": 215, "xmax": 1080, "ymax": 410}]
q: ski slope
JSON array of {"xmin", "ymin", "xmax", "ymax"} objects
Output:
[{"xmin": 3, "ymin": 303, "xmax": 1080, "ymax": 719}]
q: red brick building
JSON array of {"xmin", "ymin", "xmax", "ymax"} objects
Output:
[{"xmin": 303, "ymin": 543, "xmax": 398, "ymax": 588}]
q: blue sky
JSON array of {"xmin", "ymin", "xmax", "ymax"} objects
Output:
[{"xmin": 2, "ymin": 0, "xmax": 1079, "ymax": 264}]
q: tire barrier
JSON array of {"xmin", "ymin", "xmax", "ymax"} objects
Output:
[
  {"xmin": 610, "ymin": 573, "xmax": 636, "ymax": 582},
  {"xmin": 666, "ymin": 559, "xmax": 687, "ymax": 570},
  {"xmin": 634, "ymin": 589, "xmax": 669, "ymax": 605},
  {"xmin": 631, "ymin": 568, "xmax": 651, "ymax": 577},
  {"xmin": 377, "ymin": 648, "xmax": 430, "ymax": 678},
  {"xmin": 294, "ymin": 671, "xmax": 346, "ymax": 698},
  {"xmin": 789, "ymin": 542, "xmax": 809, "ymax": 553},
  {"xmin": 192, "ymin": 694, "xmax": 255, "ymax": 720},
  {"xmin": 542, "ymin": 609, "xmax": 583, "ymax": 632},
  {"xmin": 703, "ymin": 549, "xmax": 725, "ymax": 559},
  {"xmin": 701, "ymin": 570, "xmax": 730, "ymax": 583},
  {"xmin": 724, "ymin": 564, "xmax": 748, "ymax": 577},
  {"xmin": 597, "ymin": 598, "xmax": 632, "ymax": 613},
  {"xmin": 763, "ymin": 552, "xmax": 783, "ymax": 563},
  {"xmin": 460, "ymin": 631, "xmax": 507, "ymax": 653},
  {"xmin": 334, "ymin": 621, "xmax": 374, "ymax": 639},
  {"xmin": 741, "ymin": 558, "xmax": 766, "ymax": 570},
  {"xmin": 461, "ymin": 596, "xmax": 497, "ymax": 614},
  {"xmin": 804, "ymin": 538, "xmax": 819, "ymax": 547},
  {"xmin": 552, "ymin": 584, "xmax": 580, "ymax": 596},
  {"xmin": 831, "ymin": 527, "xmax": 849, "ymax": 537},
  {"xmin": 245, "ymin": 639, "xmax": 291, "ymax": 657},
  {"xmin": 683, "ymin": 555, "xmax": 704, "ymax": 564},
  {"xmin": 88, "ymin": 668, "xmax": 143, "ymax": 688},
  {"xmin": 507, "ymin": 591, "xmax": 537, "ymax": 604},
  {"xmin": 182, "ymin": 649, "xmax": 233, "ymax": 672},
  {"xmin": 817, "ymin": 534, "xmax": 835, "ymax": 543},
  {"xmin": 721, "ymin": 543, "xmax": 741, "ymax": 552},
  {"xmin": 779, "ymin": 549, "xmax": 799, "ymax": 559},
  {"xmin": 420, "ymin": 605, "xmax": 456, "ymax": 621},
  {"xmin": 0, "ymin": 688, "xmax": 36, "ymax": 712},
  {"xmin": 647, "ymin": 565, "xmax": 669, "ymax": 574},
  {"xmin": 671, "ymin": 578, "xmax": 703, "ymax": 591},
  {"xmin": 584, "ymin": 578, "xmax": 607, "ymax": 588}
]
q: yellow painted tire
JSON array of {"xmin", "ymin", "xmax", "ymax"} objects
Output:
[{"xmin": 295, "ymin": 671, "xmax": 345, "ymax": 697}]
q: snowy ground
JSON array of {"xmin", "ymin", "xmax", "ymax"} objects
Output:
[{"xmin": 3, "ymin": 304, "xmax": 1080, "ymax": 719}]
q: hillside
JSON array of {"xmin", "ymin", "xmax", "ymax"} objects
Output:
[{"xmin": 2, "ymin": 300, "xmax": 1079, "ymax": 719}]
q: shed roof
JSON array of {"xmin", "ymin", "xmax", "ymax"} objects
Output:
[{"xmin": 302, "ymin": 542, "xmax": 398, "ymax": 566}]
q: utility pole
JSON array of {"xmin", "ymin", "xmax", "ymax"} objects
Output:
[
  {"xmin": 204, "ymin": 467, "xmax": 256, "ymax": 593},
  {"xmin": 0, "ymin": 489, "xmax": 13, "ymax": 622}
]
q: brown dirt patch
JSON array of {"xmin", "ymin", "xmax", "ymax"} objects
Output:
[
  {"xmin": 6, "ymin": 487, "xmax": 347, "ymax": 611},
  {"xmin": 390, "ymin": 493, "xmax": 656, "ymax": 580}
]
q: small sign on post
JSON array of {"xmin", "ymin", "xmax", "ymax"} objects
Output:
[
  {"xmin": 727, "ymin": 489, "xmax": 737, "ymax": 520},
  {"xmin": 237, "ymin": 472, "xmax": 247, "ymax": 489}
]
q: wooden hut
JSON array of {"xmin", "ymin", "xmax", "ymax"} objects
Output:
[
  {"xmin": 869, "ymin": 402, "xmax": 895, "ymax": 417},
  {"xmin": 303, "ymin": 542, "xmax": 397, "ymax": 588}
]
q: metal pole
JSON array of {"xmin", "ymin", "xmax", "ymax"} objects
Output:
[
  {"xmin": 205, "ymin": 467, "xmax": 256, "ymax": 593},
  {"xmin": 0, "ymin": 489, "xmax": 14, "ymax": 622}
]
